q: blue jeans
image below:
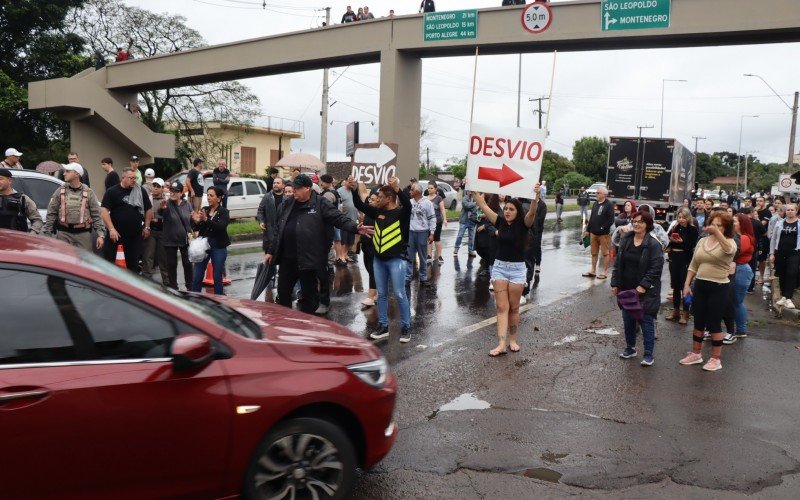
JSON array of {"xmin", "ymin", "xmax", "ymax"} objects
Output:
[
  {"xmin": 191, "ymin": 246, "xmax": 227, "ymax": 295},
  {"xmin": 622, "ymin": 310, "xmax": 655, "ymax": 356},
  {"xmin": 455, "ymin": 221, "xmax": 476, "ymax": 252},
  {"xmin": 734, "ymin": 263, "xmax": 754, "ymax": 334},
  {"xmin": 406, "ymin": 230, "xmax": 429, "ymax": 282},
  {"xmin": 373, "ymin": 257, "xmax": 411, "ymax": 329}
]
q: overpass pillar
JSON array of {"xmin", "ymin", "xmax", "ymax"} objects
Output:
[{"xmin": 379, "ymin": 49, "xmax": 421, "ymax": 184}]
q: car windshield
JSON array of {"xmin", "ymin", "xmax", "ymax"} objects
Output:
[{"xmin": 77, "ymin": 251, "xmax": 262, "ymax": 339}]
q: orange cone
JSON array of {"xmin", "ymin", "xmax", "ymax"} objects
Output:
[
  {"xmin": 115, "ymin": 244, "xmax": 126, "ymax": 268},
  {"xmin": 202, "ymin": 262, "xmax": 232, "ymax": 287}
]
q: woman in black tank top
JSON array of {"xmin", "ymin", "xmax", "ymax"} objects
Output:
[{"xmin": 473, "ymin": 183, "xmax": 541, "ymax": 357}]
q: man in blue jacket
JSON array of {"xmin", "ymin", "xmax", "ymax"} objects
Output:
[{"xmin": 453, "ymin": 190, "xmax": 478, "ymax": 257}]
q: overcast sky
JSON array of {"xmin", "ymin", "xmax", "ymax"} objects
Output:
[{"xmin": 125, "ymin": 0, "xmax": 800, "ymax": 168}]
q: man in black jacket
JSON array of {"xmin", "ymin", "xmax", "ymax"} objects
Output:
[
  {"xmin": 583, "ymin": 186, "xmax": 615, "ymax": 279},
  {"xmin": 266, "ymin": 175, "xmax": 372, "ymax": 314},
  {"xmin": 525, "ymin": 195, "xmax": 548, "ymax": 290}
]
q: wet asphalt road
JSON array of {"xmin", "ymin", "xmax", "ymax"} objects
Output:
[{"xmin": 213, "ymin": 219, "xmax": 800, "ymax": 498}]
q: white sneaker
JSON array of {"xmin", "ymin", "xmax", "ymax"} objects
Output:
[
  {"xmin": 776, "ymin": 297, "xmax": 787, "ymax": 307},
  {"xmin": 785, "ymin": 299, "xmax": 796, "ymax": 309},
  {"xmin": 519, "ymin": 295, "xmax": 527, "ymax": 305},
  {"xmin": 489, "ymin": 282, "xmax": 494, "ymax": 291}
]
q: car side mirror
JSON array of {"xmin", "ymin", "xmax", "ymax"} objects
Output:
[{"xmin": 171, "ymin": 333, "xmax": 214, "ymax": 371}]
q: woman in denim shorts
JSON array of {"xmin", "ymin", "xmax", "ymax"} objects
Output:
[{"xmin": 473, "ymin": 184, "xmax": 541, "ymax": 356}]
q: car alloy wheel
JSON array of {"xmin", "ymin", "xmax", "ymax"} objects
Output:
[
  {"xmin": 245, "ymin": 418, "xmax": 356, "ymax": 500},
  {"xmin": 450, "ymin": 199, "xmax": 457, "ymax": 210}
]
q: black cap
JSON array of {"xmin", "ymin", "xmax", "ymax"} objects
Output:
[
  {"xmin": 193, "ymin": 158, "xmax": 204, "ymax": 166},
  {"xmin": 130, "ymin": 155, "xmax": 140, "ymax": 161},
  {"xmin": 169, "ymin": 181, "xmax": 184, "ymax": 192},
  {"xmin": 0, "ymin": 168, "xmax": 12, "ymax": 179},
  {"xmin": 292, "ymin": 175, "xmax": 313, "ymax": 189},
  {"xmin": 320, "ymin": 174, "xmax": 333, "ymax": 184}
]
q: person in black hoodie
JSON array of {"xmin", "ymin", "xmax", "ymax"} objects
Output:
[
  {"xmin": 475, "ymin": 194, "xmax": 500, "ymax": 277},
  {"xmin": 420, "ymin": 0, "xmax": 435, "ymax": 13},
  {"xmin": 160, "ymin": 181, "xmax": 194, "ymax": 290},
  {"xmin": 525, "ymin": 194, "xmax": 547, "ymax": 286},
  {"xmin": 267, "ymin": 175, "xmax": 371, "ymax": 314},
  {"xmin": 611, "ymin": 209, "xmax": 664, "ymax": 367},
  {"xmin": 190, "ymin": 186, "xmax": 230, "ymax": 295}
]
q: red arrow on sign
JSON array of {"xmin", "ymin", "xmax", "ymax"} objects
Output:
[{"xmin": 478, "ymin": 164, "xmax": 524, "ymax": 187}]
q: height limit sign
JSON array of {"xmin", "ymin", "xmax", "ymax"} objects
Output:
[
  {"xmin": 601, "ymin": 0, "xmax": 671, "ymax": 31},
  {"xmin": 521, "ymin": 2, "xmax": 553, "ymax": 34}
]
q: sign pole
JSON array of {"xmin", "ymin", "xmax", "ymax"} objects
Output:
[
  {"xmin": 469, "ymin": 47, "xmax": 479, "ymax": 125},
  {"xmin": 544, "ymin": 51, "xmax": 557, "ymax": 132}
]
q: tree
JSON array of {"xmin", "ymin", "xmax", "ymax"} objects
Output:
[
  {"xmin": 449, "ymin": 158, "xmax": 467, "ymax": 181},
  {"xmin": 71, "ymin": 0, "xmax": 261, "ymax": 176},
  {"xmin": 695, "ymin": 152, "xmax": 728, "ymax": 185},
  {"xmin": 0, "ymin": 1, "xmax": 91, "ymax": 166},
  {"xmin": 572, "ymin": 136, "xmax": 609, "ymax": 182},
  {"xmin": 556, "ymin": 171, "xmax": 593, "ymax": 190},
  {"xmin": 541, "ymin": 150, "xmax": 575, "ymax": 187}
]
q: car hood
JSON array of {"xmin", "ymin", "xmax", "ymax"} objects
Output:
[{"xmin": 213, "ymin": 296, "xmax": 381, "ymax": 364}]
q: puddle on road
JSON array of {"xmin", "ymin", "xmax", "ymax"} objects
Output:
[
  {"xmin": 588, "ymin": 327, "xmax": 620, "ymax": 336},
  {"xmin": 428, "ymin": 393, "xmax": 491, "ymax": 420},
  {"xmin": 519, "ymin": 467, "xmax": 562, "ymax": 483},
  {"xmin": 553, "ymin": 334, "xmax": 578, "ymax": 346}
]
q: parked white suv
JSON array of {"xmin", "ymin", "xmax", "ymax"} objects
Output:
[
  {"xmin": 202, "ymin": 177, "xmax": 268, "ymax": 219},
  {"xmin": 417, "ymin": 180, "xmax": 458, "ymax": 210},
  {"xmin": 8, "ymin": 169, "xmax": 64, "ymax": 220}
]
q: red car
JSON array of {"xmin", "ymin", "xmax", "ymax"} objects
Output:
[{"xmin": 0, "ymin": 229, "xmax": 397, "ymax": 499}]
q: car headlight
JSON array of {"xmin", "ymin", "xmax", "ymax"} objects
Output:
[{"xmin": 347, "ymin": 357, "xmax": 388, "ymax": 388}]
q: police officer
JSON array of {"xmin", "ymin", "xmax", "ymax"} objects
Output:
[
  {"xmin": 0, "ymin": 168, "xmax": 43, "ymax": 233},
  {"xmin": 43, "ymin": 163, "xmax": 105, "ymax": 250}
]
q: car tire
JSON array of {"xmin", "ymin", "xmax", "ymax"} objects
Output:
[
  {"xmin": 449, "ymin": 199, "xmax": 457, "ymax": 210},
  {"xmin": 243, "ymin": 417, "xmax": 357, "ymax": 500}
]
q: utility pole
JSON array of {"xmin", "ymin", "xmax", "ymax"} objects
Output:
[
  {"xmin": 426, "ymin": 147, "xmax": 430, "ymax": 169},
  {"xmin": 789, "ymin": 91, "xmax": 798, "ymax": 172},
  {"xmin": 319, "ymin": 6, "xmax": 331, "ymax": 166},
  {"xmin": 516, "ymin": 54, "xmax": 522, "ymax": 127},
  {"xmin": 692, "ymin": 136, "xmax": 706, "ymax": 154},
  {"xmin": 529, "ymin": 97, "xmax": 549, "ymax": 129},
  {"xmin": 692, "ymin": 136, "xmax": 706, "ymax": 191},
  {"xmin": 637, "ymin": 124, "xmax": 654, "ymax": 138}
]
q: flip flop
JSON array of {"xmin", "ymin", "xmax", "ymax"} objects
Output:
[
  {"xmin": 596, "ymin": 275, "xmax": 608, "ymax": 280},
  {"xmin": 509, "ymin": 344, "xmax": 521, "ymax": 353},
  {"xmin": 582, "ymin": 272, "xmax": 596, "ymax": 278},
  {"xmin": 489, "ymin": 348, "xmax": 508, "ymax": 357}
]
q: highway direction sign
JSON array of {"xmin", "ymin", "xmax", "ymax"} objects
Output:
[
  {"xmin": 601, "ymin": 0, "xmax": 671, "ymax": 31},
  {"xmin": 424, "ymin": 10, "xmax": 478, "ymax": 42},
  {"xmin": 466, "ymin": 123, "xmax": 546, "ymax": 199}
]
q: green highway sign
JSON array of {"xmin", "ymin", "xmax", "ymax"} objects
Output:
[
  {"xmin": 601, "ymin": 0, "xmax": 671, "ymax": 31},
  {"xmin": 423, "ymin": 10, "xmax": 478, "ymax": 42}
]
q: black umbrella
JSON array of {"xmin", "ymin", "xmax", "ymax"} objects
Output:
[{"xmin": 250, "ymin": 262, "xmax": 269, "ymax": 300}]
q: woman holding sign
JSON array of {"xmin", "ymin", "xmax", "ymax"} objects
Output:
[{"xmin": 473, "ymin": 183, "xmax": 541, "ymax": 356}]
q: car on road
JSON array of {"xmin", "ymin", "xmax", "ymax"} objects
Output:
[
  {"xmin": 1, "ymin": 230, "xmax": 398, "ymax": 499},
  {"xmin": 202, "ymin": 177, "xmax": 268, "ymax": 219},
  {"xmin": 417, "ymin": 180, "xmax": 458, "ymax": 210},
  {"xmin": 6, "ymin": 169, "xmax": 64, "ymax": 220},
  {"xmin": 586, "ymin": 182, "xmax": 607, "ymax": 202}
]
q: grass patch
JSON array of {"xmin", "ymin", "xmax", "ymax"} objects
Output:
[
  {"xmin": 446, "ymin": 209, "xmax": 460, "ymax": 220},
  {"xmin": 228, "ymin": 220, "xmax": 261, "ymax": 236}
]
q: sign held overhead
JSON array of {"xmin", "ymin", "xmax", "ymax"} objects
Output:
[
  {"xmin": 466, "ymin": 123, "xmax": 546, "ymax": 199},
  {"xmin": 351, "ymin": 143, "xmax": 398, "ymax": 186}
]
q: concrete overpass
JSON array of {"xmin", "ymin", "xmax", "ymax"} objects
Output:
[{"xmin": 29, "ymin": 0, "xmax": 800, "ymax": 188}]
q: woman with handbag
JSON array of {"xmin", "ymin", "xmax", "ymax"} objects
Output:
[
  {"xmin": 611, "ymin": 209, "xmax": 664, "ymax": 367},
  {"xmin": 191, "ymin": 186, "xmax": 231, "ymax": 295},
  {"xmin": 665, "ymin": 207, "xmax": 699, "ymax": 325},
  {"xmin": 160, "ymin": 181, "xmax": 194, "ymax": 290}
]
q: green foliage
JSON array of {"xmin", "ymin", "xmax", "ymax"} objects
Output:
[
  {"xmin": 541, "ymin": 150, "xmax": 575, "ymax": 186},
  {"xmin": 447, "ymin": 157, "xmax": 467, "ymax": 180},
  {"xmin": 695, "ymin": 152, "xmax": 729, "ymax": 185},
  {"xmin": 0, "ymin": 0, "xmax": 91, "ymax": 166},
  {"xmin": 556, "ymin": 171, "xmax": 593, "ymax": 190},
  {"xmin": 572, "ymin": 136, "xmax": 609, "ymax": 182},
  {"xmin": 747, "ymin": 162, "xmax": 785, "ymax": 193}
]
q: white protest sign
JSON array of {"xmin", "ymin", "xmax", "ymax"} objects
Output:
[
  {"xmin": 351, "ymin": 143, "xmax": 398, "ymax": 185},
  {"xmin": 466, "ymin": 123, "xmax": 546, "ymax": 198}
]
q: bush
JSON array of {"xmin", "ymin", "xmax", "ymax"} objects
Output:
[{"xmin": 556, "ymin": 171, "xmax": 594, "ymax": 190}]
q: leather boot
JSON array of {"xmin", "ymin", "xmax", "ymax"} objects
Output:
[
  {"xmin": 666, "ymin": 309, "xmax": 680, "ymax": 321},
  {"xmin": 678, "ymin": 311, "xmax": 689, "ymax": 325}
]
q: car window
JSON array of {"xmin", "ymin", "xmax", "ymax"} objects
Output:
[
  {"xmin": 0, "ymin": 269, "xmax": 78, "ymax": 365},
  {"xmin": 63, "ymin": 280, "xmax": 176, "ymax": 360},
  {"xmin": 228, "ymin": 182, "xmax": 243, "ymax": 197},
  {"xmin": 257, "ymin": 182, "xmax": 267, "ymax": 195},
  {"xmin": 203, "ymin": 178, "xmax": 213, "ymax": 190},
  {"xmin": 245, "ymin": 181, "xmax": 261, "ymax": 196},
  {"xmin": 17, "ymin": 177, "xmax": 61, "ymax": 209}
]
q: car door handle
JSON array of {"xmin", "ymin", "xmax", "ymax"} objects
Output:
[{"xmin": 0, "ymin": 390, "xmax": 50, "ymax": 402}]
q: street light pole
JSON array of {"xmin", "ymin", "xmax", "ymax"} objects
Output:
[
  {"xmin": 637, "ymin": 124, "xmax": 654, "ymax": 138},
  {"xmin": 744, "ymin": 74, "xmax": 798, "ymax": 173},
  {"xmin": 744, "ymin": 150, "xmax": 759, "ymax": 193},
  {"xmin": 736, "ymin": 114, "xmax": 759, "ymax": 195},
  {"xmin": 660, "ymin": 78, "xmax": 687, "ymax": 137},
  {"xmin": 319, "ymin": 7, "xmax": 331, "ymax": 165},
  {"xmin": 516, "ymin": 54, "xmax": 522, "ymax": 127}
]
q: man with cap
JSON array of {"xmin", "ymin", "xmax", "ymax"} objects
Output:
[
  {"xmin": 65, "ymin": 152, "xmax": 91, "ymax": 186},
  {"xmin": 43, "ymin": 163, "xmax": 105, "ymax": 251},
  {"xmin": 185, "ymin": 158, "xmax": 205, "ymax": 212},
  {"xmin": 266, "ymin": 174, "xmax": 373, "ymax": 314},
  {"xmin": 2, "ymin": 148, "xmax": 23, "ymax": 170},
  {"xmin": 141, "ymin": 177, "xmax": 169, "ymax": 281},
  {"xmin": 129, "ymin": 155, "xmax": 143, "ymax": 184},
  {"xmin": 100, "ymin": 167, "xmax": 153, "ymax": 272},
  {"xmin": 0, "ymin": 168, "xmax": 42, "ymax": 233},
  {"xmin": 161, "ymin": 180, "xmax": 194, "ymax": 290},
  {"xmin": 142, "ymin": 167, "xmax": 156, "ymax": 195}
]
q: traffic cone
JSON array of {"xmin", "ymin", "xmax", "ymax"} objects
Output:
[
  {"xmin": 202, "ymin": 262, "xmax": 232, "ymax": 287},
  {"xmin": 115, "ymin": 245, "xmax": 126, "ymax": 268}
]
